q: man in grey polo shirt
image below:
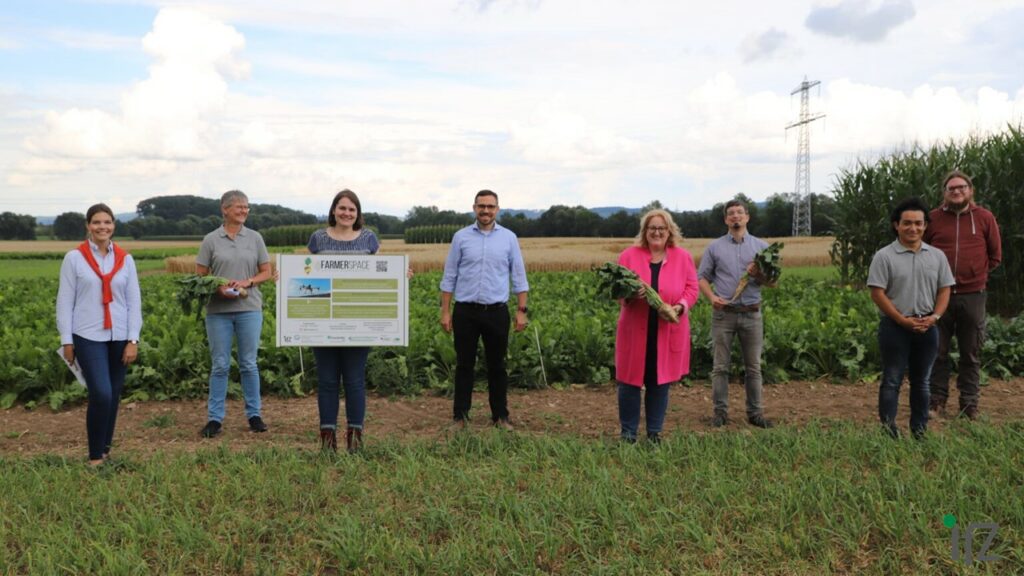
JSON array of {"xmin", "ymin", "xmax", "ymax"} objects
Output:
[
  {"xmin": 698, "ymin": 199, "xmax": 776, "ymax": 429},
  {"xmin": 868, "ymin": 197, "xmax": 954, "ymax": 440}
]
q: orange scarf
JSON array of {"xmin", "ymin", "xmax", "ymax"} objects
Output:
[{"xmin": 77, "ymin": 241, "xmax": 127, "ymax": 329}]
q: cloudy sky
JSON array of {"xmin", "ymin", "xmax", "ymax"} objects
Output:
[{"xmin": 2, "ymin": 0, "xmax": 1022, "ymax": 218}]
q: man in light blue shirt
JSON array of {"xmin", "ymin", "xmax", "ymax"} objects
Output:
[{"xmin": 440, "ymin": 190, "xmax": 529, "ymax": 430}]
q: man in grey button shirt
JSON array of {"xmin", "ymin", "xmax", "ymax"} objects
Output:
[
  {"xmin": 868, "ymin": 197, "xmax": 954, "ymax": 440},
  {"xmin": 698, "ymin": 199, "xmax": 776, "ymax": 429}
]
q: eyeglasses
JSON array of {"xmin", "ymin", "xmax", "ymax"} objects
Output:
[
  {"xmin": 646, "ymin": 226, "xmax": 668, "ymax": 233},
  {"xmin": 945, "ymin": 185, "xmax": 969, "ymax": 193},
  {"xmin": 475, "ymin": 204, "xmax": 497, "ymax": 210}
]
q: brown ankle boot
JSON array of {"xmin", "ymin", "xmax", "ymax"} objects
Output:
[
  {"xmin": 319, "ymin": 428, "xmax": 337, "ymax": 452},
  {"xmin": 345, "ymin": 427, "xmax": 363, "ymax": 453}
]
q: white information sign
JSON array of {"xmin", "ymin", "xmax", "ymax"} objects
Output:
[{"xmin": 276, "ymin": 254, "xmax": 408, "ymax": 347}]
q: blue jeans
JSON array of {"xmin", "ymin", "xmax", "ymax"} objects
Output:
[
  {"xmin": 878, "ymin": 317, "xmax": 938, "ymax": 436},
  {"xmin": 618, "ymin": 381, "xmax": 670, "ymax": 440},
  {"xmin": 312, "ymin": 347, "xmax": 370, "ymax": 430},
  {"xmin": 205, "ymin": 311, "xmax": 263, "ymax": 423},
  {"xmin": 73, "ymin": 335, "xmax": 127, "ymax": 460}
]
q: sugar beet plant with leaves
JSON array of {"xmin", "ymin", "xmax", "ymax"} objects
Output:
[
  {"xmin": 830, "ymin": 124, "xmax": 1024, "ymax": 315},
  {"xmin": 4, "ymin": 272, "xmax": 1024, "ymax": 409}
]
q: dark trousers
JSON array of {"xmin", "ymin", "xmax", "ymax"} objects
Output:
[
  {"xmin": 312, "ymin": 346, "xmax": 370, "ymax": 430},
  {"xmin": 877, "ymin": 317, "xmax": 937, "ymax": 436},
  {"xmin": 931, "ymin": 291, "xmax": 986, "ymax": 409},
  {"xmin": 452, "ymin": 303, "xmax": 510, "ymax": 422},
  {"xmin": 73, "ymin": 335, "xmax": 127, "ymax": 460}
]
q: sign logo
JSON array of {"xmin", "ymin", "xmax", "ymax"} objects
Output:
[
  {"xmin": 946, "ymin": 514, "xmax": 999, "ymax": 565},
  {"xmin": 304, "ymin": 257, "xmax": 312, "ymax": 275}
]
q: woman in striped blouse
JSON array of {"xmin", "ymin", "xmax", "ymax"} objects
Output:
[{"xmin": 307, "ymin": 190, "xmax": 380, "ymax": 453}]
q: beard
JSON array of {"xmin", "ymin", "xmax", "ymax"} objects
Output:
[
  {"xmin": 730, "ymin": 222, "xmax": 742, "ymax": 230},
  {"xmin": 946, "ymin": 199, "xmax": 970, "ymax": 212}
]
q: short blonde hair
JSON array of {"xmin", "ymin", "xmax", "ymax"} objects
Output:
[{"xmin": 634, "ymin": 209, "xmax": 683, "ymax": 249}]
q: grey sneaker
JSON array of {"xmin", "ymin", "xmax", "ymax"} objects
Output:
[
  {"xmin": 748, "ymin": 415, "xmax": 774, "ymax": 429},
  {"xmin": 712, "ymin": 412, "xmax": 728, "ymax": 428}
]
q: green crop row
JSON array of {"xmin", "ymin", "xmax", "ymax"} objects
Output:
[
  {"xmin": 404, "ymin": 224, "xmax": 461, "ymax": 244},
  {"xmin": 3, "ymin": 272, "xmax": 1023, "ymax": 409}
]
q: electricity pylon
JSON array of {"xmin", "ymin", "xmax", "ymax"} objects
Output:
[{"xmin": 786, "ymin": 76, "xmax": 825, "ymax": 236}]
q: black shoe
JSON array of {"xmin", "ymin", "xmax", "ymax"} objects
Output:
[
  {"xmin": 959, "ymin": 405, "xmax": 978, "ymax": 421},
  {"xmin": 248, "ymin": 416, "xmax": 268, "ymax": 433},
  {"xmin": 494, "ymin": 418, "xmax": 514, "ymax": 432},
  {"xmin": 620, "ymin": 435, "xmax": 637, "ymax": 445},
  {"xmin": 712, "ymin": 413, "xmax": 728, "ymax": 428},
  {"xmin": 882, "ymin": 423, "xmax": 901, "ymax": 439},
  {"xmin": 200, "ymin": 420, "xmax": 222, "ymax": 438},
  {"xmin": 911, "ymin": 428, "xmax": 927, "ymax": 441},
  {"xmin": 647, "ymin": 433, "xmax": 661, "ymax": 445},
  {"xmin": 748, "ymin": 415, "xmax": 774, "ymax": 429}
]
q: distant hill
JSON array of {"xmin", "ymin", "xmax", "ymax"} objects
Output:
[
  {"xmin": 500, "ymin": 206, "xmax": 639, "ymax": 219},
  {"xmin": 590, "ymin": 206, "xmax": 640, "ymax": 218}
]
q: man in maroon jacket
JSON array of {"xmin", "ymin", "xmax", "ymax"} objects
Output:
[{"xmin": 923, "ymin": 170, "xmax": 1002, "ymax": 419}]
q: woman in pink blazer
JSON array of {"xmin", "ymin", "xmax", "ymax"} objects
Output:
[{"xmin": 615, "ymin": 209, "xmax": 700, "ymax": 443}]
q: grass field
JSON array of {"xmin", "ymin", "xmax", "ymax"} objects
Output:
[
  {"xmin": 1, "ymin": 425, "xmax": 1020, "ymax": 574},
  {"xmin": 0, "ymin": 258, "xmax": 168, "ymax": 278}
]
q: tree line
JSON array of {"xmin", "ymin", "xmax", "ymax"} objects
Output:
[{"xmin": 6, "ymin": 192, "xmax": 835, "ymax": 241}]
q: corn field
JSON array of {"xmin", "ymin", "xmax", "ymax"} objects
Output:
[
  {"xmin": 830, "ymin": 124, "xmax": 1024, "ymax": 315},
  {"xmin": 403, "ymin": 224, "xmax": 462, "ymax": 244}
]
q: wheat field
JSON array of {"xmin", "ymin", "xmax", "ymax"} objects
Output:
[{"xmin": 162, "ymin": 236, "xmax": 834, "ymax": 273}]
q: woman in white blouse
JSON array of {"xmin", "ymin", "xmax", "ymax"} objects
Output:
[{"xmin": 56, "ymin": 203, "xmax": 143, "ymax": 466}]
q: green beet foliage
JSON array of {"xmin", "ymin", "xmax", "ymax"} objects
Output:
[{"xmin": 4, "ymin": 272, "xmax": 1024, "ymax": 409}]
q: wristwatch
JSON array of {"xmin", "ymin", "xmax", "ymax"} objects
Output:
[
  {"xmin": 517, "ymin": 306, "xmax": 529, "ymax": 314},
  {"xmin": 129, "ymin": 340, "xmax": 138, "ymax": 344},
  {"xmin": 931, "ymin": 314, "xmax": 941, "ymax": 322}
]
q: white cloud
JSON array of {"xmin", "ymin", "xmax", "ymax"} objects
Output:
[
  {"xmin": 741, "ymin": 28, "xmax": 797, "ymax": 63},
  {"xmin": 806, "ymin": 0, "xmax": 916, "ymax": 43},
  {"xmin": 507, "ymin": 96, "xmax": 644, "ymax": 169},
  {"xmin": 819, "ymin": 79, "xmax": 1024, "ymax": 154},
  {"xmin": 26, "ymin": 8, "xmax": 247, "ymax": 160}
]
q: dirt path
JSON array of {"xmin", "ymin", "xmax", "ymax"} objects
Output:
[{"xmin": 2, "ymin": 379, "xmax": 1022, "ymax": 458}]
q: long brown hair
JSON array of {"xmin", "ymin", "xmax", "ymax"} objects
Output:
[{"xmin": 328, "ymin": 189, "xmax": 364, "ymax": 230}]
